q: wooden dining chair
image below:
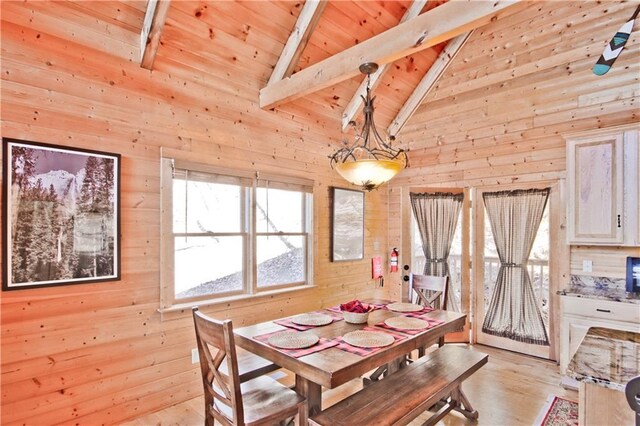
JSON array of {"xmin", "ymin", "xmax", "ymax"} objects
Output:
[
  {"xmin": 409, "ymin": 273, "xmax": 449, "ymax": 311},
  {"xmin": 192, "ymin": 307, "xmax": 307, "ymax": 426},
  {"xmin": 410, "ymin": 273, "xmax": 449, "ymax": 356}
]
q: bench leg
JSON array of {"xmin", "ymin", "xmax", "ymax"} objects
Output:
[
  {"xmin": 426, "ymin": 386, "xmax": 479, "ymax": 423},
  {"xmin": 421, "ymin": 399, "xmax": 456, "ymax": 426},
  {"xmin": 454, "ymin": 388, "xmax": 479, "ymax": 420},
  {"xmin": 364, "ymin": 364, "xmax": 387, "ymax": 386},
  {"xmin": 364, "ymin": 354, "xmax": 411, "ymax": 387}
]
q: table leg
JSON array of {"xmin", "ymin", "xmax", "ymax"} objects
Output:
[{"xmin": 295, "ymin": 375, "xmax": 322, "ymax": 423}]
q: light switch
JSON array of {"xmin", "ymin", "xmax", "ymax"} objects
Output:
[
  {"xmin": 582, "ymin": 260, "xmax": 593, "ymax": 273},
  {"xmin": 373, "ymin": 240, "xmax": 379, "ymax": 252}
]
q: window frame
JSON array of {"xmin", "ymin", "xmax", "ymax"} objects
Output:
[{"xmin": 160, "ymin": 158, "xmax": 314, "ymax": 310}]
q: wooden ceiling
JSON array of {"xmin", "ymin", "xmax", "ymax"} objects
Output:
[
  {"xmin": 147, "ymin": 0, "xmax": 451, "ymax": 133},
  {"xmin": 9, "ymin": 1, "xmax": 525, "ymax": 146}
]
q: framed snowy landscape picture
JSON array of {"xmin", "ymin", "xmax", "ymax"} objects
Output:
[
  {"xmin": 331, "ymin": 187, "xmax": 364, "ymax": 262},
  {"xmin": 2, "ymin": 139, "xmax": 121, "ymax": 290}
]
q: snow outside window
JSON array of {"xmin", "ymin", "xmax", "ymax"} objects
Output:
[{"xmin": 160, "ymin": 159, "xmax": 313, "ymax": 307}]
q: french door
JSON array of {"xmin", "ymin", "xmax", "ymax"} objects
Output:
[
  {"xmin": 404, "ymin": 187, "xmax": 471, "ymax": 343},
  {"xmin": 472, "ymin": 181, "xmax": 565, "ymax": 360}
]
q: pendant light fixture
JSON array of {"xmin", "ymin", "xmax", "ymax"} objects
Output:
[{"xmin": 329, "ymin": 62, "xmax": 408, "ymax": 191}]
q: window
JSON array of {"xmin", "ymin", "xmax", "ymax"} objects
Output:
[{"xmin": 160, "ymin": 159, "xmax": 313, "ymax": 308}]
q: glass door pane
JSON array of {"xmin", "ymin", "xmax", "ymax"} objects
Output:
[{"xmin": 476, "ymin": 188, "xmax": 551, "ymax": 359}]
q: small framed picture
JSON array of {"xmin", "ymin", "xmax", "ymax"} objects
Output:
[
  {"xmin": 3, "ymin": 138, "xmax": 121, "ymax": 290},
  {"xmin": 627, "ymin": 257, "xmax": 640, "ymax": 293}
]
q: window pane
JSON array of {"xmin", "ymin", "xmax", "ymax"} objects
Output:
[
  {"xmin": 174, "ymin": 236, "xmax": 243, "ymax": 298},
  {"xmin": 257, "ymin": 235, "xmax": 304, "ymax": 287},
  {"xmin": 256, "ymin": 188, "xmax": 302, "ymax": 233},
  {"xmin": 173, "ymin": 178, "xmax": 241, "ymax": 233}
]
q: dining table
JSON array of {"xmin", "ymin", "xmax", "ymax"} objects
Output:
[{"xmin": 233, "ymin": 299, "xmax": 466, "ymax": 421}]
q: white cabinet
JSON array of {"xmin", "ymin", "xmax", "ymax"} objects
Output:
[
  {"xmin": 559, "ymin": 295, "xmax": 640, "ymax": 374},
  {"xmin": 566, "ymin": 126, "xmax": 639, "ymax": 246}
]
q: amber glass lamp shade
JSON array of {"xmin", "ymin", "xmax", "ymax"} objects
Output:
[{"xmin": 334, "ymin": 159, "xmax": 405, "ymax": 191}]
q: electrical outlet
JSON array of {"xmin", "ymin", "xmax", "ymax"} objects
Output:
[
  {"xmin": 191, "ymin": 348, "xmax": 199, "ymax": 364},
  {"xmin": 582, "ymin": 260, "xmax": 593, "ymax": 273}
]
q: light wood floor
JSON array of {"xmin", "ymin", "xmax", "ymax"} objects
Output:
[{"xmin": 123, "ymin": 345, "xmax": 577, "ymax": 426}]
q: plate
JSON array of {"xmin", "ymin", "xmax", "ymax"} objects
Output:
[
  {"xmin": 384, "ymin": 316, "xmax": 428, "ymax": 330},
  {"xmin": 386, "ymin": 302, "xmax": 424, "ymax": 313},
  {"xmin": 342, "ymin": 330, "xmax": 394, "ymax": 348},
  {"xmin": 290, "ymin": 313, "xmax": 333, "ymax": 326},
  {"xmin": 268, "ymin": 331, "xmax": 319, "ymax": 349}
]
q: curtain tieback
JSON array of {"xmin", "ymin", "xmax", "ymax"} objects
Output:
[
  {"xmin": 501, "ymin": 262, "xmax": 524, "ymax": 268},
  {"xmin": 425, "ymin": 258, "xmax": 447, "ymax": 263}
]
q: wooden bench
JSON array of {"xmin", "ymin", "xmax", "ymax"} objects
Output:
[{"xmin": 310, "ymin": 345, "xmax": 488, "ymax": 426}]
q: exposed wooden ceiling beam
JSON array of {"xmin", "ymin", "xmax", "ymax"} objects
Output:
[
  {"xmin": 267, "ymin": 0, "xmax": 327, "ymax": 86},
  {"xmin": 388, "ymin": 32, "xmax": 471, "ymax": 137},
  {"xmin": 341, "ymin": 0, "xmax": 428, "ymax": 132},
  {"xmin": 140, "ymin": 0, "xmax": 171, "ymax": 70},
  {"xmin": 260, "ymin": 0, "xmax": 519, "ymax": 109}
]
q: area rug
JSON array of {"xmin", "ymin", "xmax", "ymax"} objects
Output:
[{"xmin": 533, "ymin": 394, "xmax": 578, "ymax": 426}]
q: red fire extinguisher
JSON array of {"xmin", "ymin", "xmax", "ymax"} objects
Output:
[{"xmin": 390, "ymin": 248, "xmax": 399, "ymax": 272}]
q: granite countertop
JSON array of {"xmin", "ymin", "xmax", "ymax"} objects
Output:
[
  {"xmin": 557, "ymin": 284, "xmax": 640, "ymax": 304},
  {"xmin": 567, "ymin": 327, "xmax": 640, "ymax": 391}
]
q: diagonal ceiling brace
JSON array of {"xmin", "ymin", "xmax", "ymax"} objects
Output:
[
  {"xmin": 267, "ymin": 0, "xmax": 327, "ymax": 86},
  {"xmin": 140, "ymin": 0, "xmax": 171, "ymax": 70},
  {"xmin": 388, "ymin": 31, "xmax": 472, "ymax": 136},
  {"xmin": 341, "ymin": 0, "xmax": 428, "ymax": 132}
]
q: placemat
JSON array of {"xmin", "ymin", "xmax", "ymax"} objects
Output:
[
  {"xmin": 402, "ymin": 306, "xmax": 435, "ymax": 317},
  {"xmin": 268, "ymin": 330, "xmax": 319, "ymax": 349},
  {"xmin": 290, "ymin": 313, "xmax": 333, "ymax": 326},
  {"xmin": 386, "ymin": 302, "xmax": 424, "ymax": 312},
  {"xmin": 335, "ymin": 326, "xmax": 407, "ymax": 357},
  {"xmin": 384, "ymin": 316, "xmax": 428, "ymax": 330},
  {"xmin": 253, "ymin": 330, "xmax": 339, "ymax": 358},
  {"xmin": 274, "ymin": 310, "xmax": 343, "ymax": 331},
  {"xmin": 375, "ymin": 317, "xmax": 444, "ymax": 335},
  {"xmin": 343, "ymin": 330, "xmax": 394, "ymax": 348}
]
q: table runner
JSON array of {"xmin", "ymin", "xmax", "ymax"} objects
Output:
[{"xmin": 253, "ymin": 330, "xmax": 339, "ymax": 358}]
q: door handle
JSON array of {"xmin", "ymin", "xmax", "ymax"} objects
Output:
[
  {"xmin": 596, "ymin": 308, "xmax": 611, "ymax": 313},
  {"xmin": 617, "ymin": 215, "xmax": 621, "ymax": 228}
]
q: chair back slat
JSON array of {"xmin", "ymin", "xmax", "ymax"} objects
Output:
[
  {"xmin": 409, "ymin": 273, "xmax": 449, "ymax": 310},
  {"xmin": 193, "ymin": 307, "xmax": 244, "ymax": 426}
]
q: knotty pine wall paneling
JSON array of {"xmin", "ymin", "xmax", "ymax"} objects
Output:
[
  {"xmin": 390, "ymin": 0, "xmax": 640, "ymax": 281},
  {"xmin": 0, "ymin": 1, "xmax": 389, "ymax": 424}
]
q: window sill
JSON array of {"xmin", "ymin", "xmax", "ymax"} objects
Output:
[{"xmin": 158, "ymin": 284, "xmax": 317, "ymax": 316}]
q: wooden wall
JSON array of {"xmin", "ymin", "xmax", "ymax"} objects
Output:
[
  {"xmin": 1, "ymin": 0, "xmax": 639, "ymax": 424},
  {"xmin": 0, "ymin": 1, "xmax": 389, "ymax": 424},
  {"xmin": 389, "ymin": 0, "xmax": 640, "ymax": 282}
]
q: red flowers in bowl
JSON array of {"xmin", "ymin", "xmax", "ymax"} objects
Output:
[{"xmin": 340, "ymin": 300, "xmax": 372, "ymax": 313}]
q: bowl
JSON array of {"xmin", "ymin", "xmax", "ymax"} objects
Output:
[{"xmin": 342, "ymin": 310, "xmax": 370, "ymax": 324}]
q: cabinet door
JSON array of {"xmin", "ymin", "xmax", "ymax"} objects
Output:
[{"xmin": 567, "ymin": 134, "xmax": 623, "ymax": 244}]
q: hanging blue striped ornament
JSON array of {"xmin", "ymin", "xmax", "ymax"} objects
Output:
[{"xmin": 593, "ymin": 5, "xmax": 640, "ymax": 76}]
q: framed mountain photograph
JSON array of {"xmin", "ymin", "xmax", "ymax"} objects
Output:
[
  {"xmin": 331, "ymin": 187, "xmax": 364, "ymax": 262},
  {"xmin": 2, "ymin": 138, "xmax": 121, "ymax": 290}
]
